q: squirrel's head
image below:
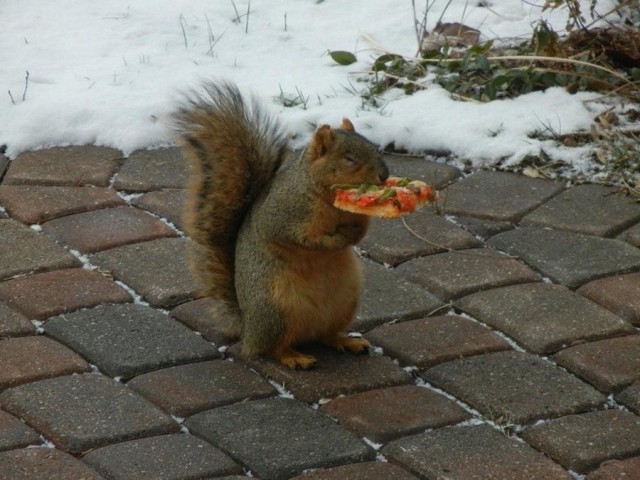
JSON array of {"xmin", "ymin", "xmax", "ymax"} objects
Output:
[{"xmin": 306, "ymin": 118, "xmax": 389, "ymax": 191}]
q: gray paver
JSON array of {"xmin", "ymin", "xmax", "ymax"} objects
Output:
[
  {"xmin": 552, "ymin": 335, "xmax": 640, "ymax": 392},
  {"xmin": 451, "ymin": 215, "xmax": 514, "ymax": 239},
  {"xmin": 0, "ymin": 410, "xmax": 41, "ymax": 452},
  {"xmin": 82, "ymin": 434, "xmax": 241, "ymax": 480},
  {"xmin": 488, "ymin": 227, "xmax": 640, "ymax": 288},
  {"xmin": 382, "ymin": 424, "xmax": 572, "ymax": 480},
  {"xmin": 0, "ymin": 374, "xmax": 179, "ymax": 454},
  {"xmin": 0, "ymin": 185, "xmax": 125, "ymax": 224},
  {"xmin": 522, "ymin": 409, "xmax": 640, "ymax": 474},
  {"xmin": 397, "ymin": 248, "xmax": 540, "ymax": 300},
  {"xmin": 619, "ymin": 222, "xmax": 640, "ymax": 247},
  {"xmin": 238, "ymin": 344, "xmax": 412, "ymax": 403},
  {"xmin": 365, "ymin": 315, "xmax": 510, "ymax": 368},
  {"xmin": 42, "ymin": 206, "xmax": 177, "ymax": 253},
  {"xmin": 91, "ymin": 237, "xmax": 199, "ymax": 308},
  {"xmin": 3, "ymin": 146, "xmax": 123, "ymax": 187},
  {"xmin": 421, "ymin": 351, "xmax": 606, "ymax": 424},
  {"xmin": 356, "ymin": 258, "xmax": 443, "ymax": 331},
  {"xmin": 0, "ymin": 219, "xmax": 80, "ymax": 280},
  {"xmin": 442, "ymin": 170, "xmax": 564, "ymax": 222},
  {"xmin": 185, "ymin": 397, "xmax": 373, "ymax": 480},
  {"xmin": 0, "ymin": 448, "xmax": 106, "ymax": 480},
  {"xmin": 616, "ymin": 382, "xmax": 640, "ymax": 414},
  {"xmin": 132, "ymin": 188, "xmax": 186, "ymax": 230},
  {"xmin": 383, "ymin": 154, "xmax": 461, "ymax": 188},
  {"xmin": 360, "ymin": 209, "xmax": 482, "ymax": 266},
  {"xmin": 0, "ymin": 302, "xmax": 33, "ymax": 338},
  {"xmin": 126, "ymin": 360, "xmax": 275, "ymax": 417},
  {"xmin": 0, "ymin": 268, "xmax": 131, "ymax": 320},
  {"xmin": 521, "ymin": 184, "xmax": 640, "ymax": 237},
  {"xmin": 44, "ymin": 303, "xmax": 219, "ymax": 379},
  {"xmin": 456, "ymin": 283, "xmax": 635, "ymax": 354},
  {"xmin": 113, "ymin": 147, "xmax": 187, "ymax": 192},
  {"xmin": 577, "ymin": 272, "xmax": 640, "ymax": 325},
  {"xmin": 170, "ymin": 297, "xmax": 239, "ymax": 345},
  {"xmin": 319, "ymin": 385, "xmax": 470, "ymax": 443},
  {"xmin": 0, "ymin": 336, "xmax": 90, "ymax": 391},
  {"xmin": 291, "ymin": 461, "xmax": 419, "ymax": 479}
]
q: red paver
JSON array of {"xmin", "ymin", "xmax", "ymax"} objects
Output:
[
  {"xmin": 365, "ymin": 315, "xmax": 510, "ymax": 368},
  {"xmin": 291, "ymin": 461, "xmax": 419, "ymax": 479},
  {"xmin": 586, "ymin": 456, "xmax": 640, "ymax": 480},
  {"xmin": 578, "ymin": 272, "xmax": 640, "ymax": 326},
  {"xmin": 3, "ymin": 146, "xmax": 123, "ymax": 187},
  {"xmin": 42, "ymin": 206, "xmax": 177, "ymax": 253},
  {"xmin": 132, "ymin": 188, "xmax": 186, "ymax": 230},
  {"xmin": 0, "ymin": 268, "xmax": 131, "ymax": 320},
  {"xmin": 320, "ymin": 385, "xmax": 470, "ymax": 443},
  {"xmin": 0, "ymin": 336, "xmax": 90, "ymax": 391},
  {"xmin": 0, "ymin": 302, "xmax": 34, "ymax": 339},
  {"xmin": 0, "ymin": 448, "xmax": 106, "ymax": 480},
  {"xmin": 170, "ymin": 297, "xmax": 239, "ymax": 345},
  {"xmin": 0, "ymin": 410, "xmax": 41, "ymax": 451},
  {"xmin": 552, "ymin": 334, "xmax": 640, "ymax": 392},
  {"xmin": 0, "ymin": 185, "xmax": 125, "ymax": 224}
]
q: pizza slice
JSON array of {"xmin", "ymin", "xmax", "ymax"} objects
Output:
[{"xmin": 332, "ymin": 176, "xmax": 438, "ymax": 218}]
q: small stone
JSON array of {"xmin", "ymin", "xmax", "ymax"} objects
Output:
[
  {"xmin": 82, "ymin": 434, "xmax": 241, "ymax": 480},
  {"xmin": 0, "ymin": 374, "xmax": 180, "ymax": 454},
  {"xmin": 522, "ymin": 409, "xmax": 640, "ymax": 474},
  {"xmin": 521, "ymin": 184, "xmax": 640, "ymax": 237},
  {"xmin": 0, "ymin": 220, "xmax": 80, "ymax": 281},
  {"xmin": 44, "ymin": 303, "xmax": 219, "ymax": 379},
  {"xmin": 396, "ymin": 248, "xmax": 540, "ymax": 300},
  {"xmin": 126, "ymin": 360, "xmax": 275, "ymax": 417},
  {"xmin": 421, "ymin": 350, "xmax": 606, "ymax": 424},
  {"xmin": 442, "ymin": 171, "xmax": 564, "ymax": 222},
  {"xmin": 3, "ymin": 146, "xmax": 123, "ymax": 187},
  {"xmin": 382, "ymin": 424, "xmax": 572, "ymax": 480},
  {"xmin": 488, "ymin": 227, "xmax": 640, "ymax": 289},
  {"xmin": 185, "ymin": 397, "xmax": 373, "ymax": 480},
  {"xmin": 0, "ymin": 185, "xmax": 125, "ymax": 224},
  {"xmin": 0, "ymin": 268, "xmax": 131, "ymax": 320},
  {"xmin": 0, "ymin": 336, "xmax": 90, "ymax": 391},
  {"xmin": 552, "ymin": 335, "xmax": 640, "ymax": 392},
  {"xmin": 319, "ymin": 385, "xmax": 470, "ymax": 443},
  {"xmin": 42, "ymin": 206, "xmax": 177, "ymax": 253},
  {"xmin": 365, "ymin": 315, "xmax": 510, "ymax": 369}
]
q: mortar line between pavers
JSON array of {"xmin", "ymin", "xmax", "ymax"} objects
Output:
[{"xmin": 114, "ymin": 189, "xmax": 186, "ymax": 238}]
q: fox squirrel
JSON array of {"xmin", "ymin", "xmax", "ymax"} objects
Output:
[{"xmin": 175, "ymin": 82, "xmax": 389, "ymax": 369}]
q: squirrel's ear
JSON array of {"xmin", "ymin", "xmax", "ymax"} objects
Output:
[
  {"xmin": 341, "ymin": 118, "xmax": 355, "ymax": 132},
  {"xmin": 308, "ymin": 124, "xmax": 335, "ymax": 160}
]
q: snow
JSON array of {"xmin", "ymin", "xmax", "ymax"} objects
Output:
[{"xmin": 0, "ymin": 0, "xmax": 629, "ymax": 176}]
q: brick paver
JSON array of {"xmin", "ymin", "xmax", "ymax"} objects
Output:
[
  {"xmin": 522, "ymin": 409, "xmax": 640, "ymax": 474},
  {"xmin": 0, "ymin": 336, "xmax": 90, "ymax": 391},
  {"xmin": 0, "ymin": 448, "xmax": 106, "ymax": 480},
  {"xmin": 0, "ymin": 185, "xmax": 125, "ymax": 224},
  {"xmin": 456, "ymin": 282, "xmax": 634, "ymax": 354},
  {"xmin": 577, "ymin": 272, "xmax": 640, "ymax": 325},
  {"xmin": 3, "ymin": 144, "xmax": 640, "ymax": 477},
  {"xmin": 552, "ymin": 335, "xmax": 640, "ymax": 392},
  {"xmin": 3, "ymin": 146, "xmax": 123, "ymax": 187},
  {"xmin": 42, "ymin": 206, "xmax": 177, "ymax": 253},
  {"xmin": 0, "ymin": 268, "xmax": 131, "ymax": 320},
  {"xmin": 365, "ymin": 315, "xmax": 510, "ymax": 368},
  {"xmin": 0, "ymin": 374, "xmax": 179, "ymax": 454},
  {"xmin": 91, "ymin": 237, "xmax": 199, "ymax": 308},
  {"xmin": 421, "ymin": 351, "xmax": 606, "ymax": 424},
  {"xmin": 44, "ymin": 304, "xmax": 219, "ymax": 379},
  {"xmin": 397, "ymin": 248, "xmax": 540, "ymax": 300},
  {"xmin": 185, "ymin": 397, "xmax": 373, "ymax": 480},
  {"xmin": 126, "ymin": 360, "xmax": 275, "ymax": 417},
  {"xmin": 0, "ymin": 220, "xmax": 80, "ymax": 280},
  {"xmin": 319, "ymin": 385, "xmax": 470, "ymax": 443},
  {"xmin": 82, "ymin": 433, "xmax": 241, "ymax": 480},
  {"xmin": 382, "ymin": 424, "xmax": 572, "ymax": 480},
  {"xmin": 113, "ymin": 147, "xmax": 187, "ymax": 192}
]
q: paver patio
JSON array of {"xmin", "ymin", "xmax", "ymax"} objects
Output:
[{"xmin": 0, "ymin": 147, "xmax": 638, "ymax": 479}]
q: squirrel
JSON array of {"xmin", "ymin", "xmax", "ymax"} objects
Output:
[{"xmin": 175, "ymin": 82, "xmax": 389, "ymax": 369}]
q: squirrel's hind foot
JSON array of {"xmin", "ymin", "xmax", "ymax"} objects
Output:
[
  {"xmin": 272, "ymin": 346, "xmax": 318, "ymax": 370},
  {"xmin": 323, "ymin": 334, "xmax": 371, "ymax": 354}
]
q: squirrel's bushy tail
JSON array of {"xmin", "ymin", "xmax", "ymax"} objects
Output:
[{"xmin": 175, "ymin": 82, "xmax": 288, "ymax": 307}]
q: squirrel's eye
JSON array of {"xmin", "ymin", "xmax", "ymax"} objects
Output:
[{"xmin": 344, "ymin": 155, "xmax": 358, "ymax": 165}]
